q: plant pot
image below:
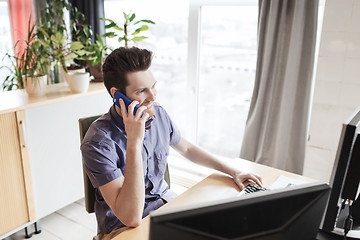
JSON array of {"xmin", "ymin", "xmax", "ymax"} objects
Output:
[
  {"xmin": 67, "ymin": 68, "xmax": 86, "ymax": 74},
  {"xmin": 23, "ymin": 75, "xmax": 48, "ymax": 97},
  {"xmin": 87, "ymin": 60, "xmax": 103, "ymax": 82},
  {"xmin": 64, "ymin": 72, "xmax": 90, "ymax": 93}
]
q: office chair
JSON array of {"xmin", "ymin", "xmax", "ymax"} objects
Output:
[
  {"xmin": 78, "ymin": 115, "xmax": 171, "ymax": 214},
  {"xmin": 79, "ymin": 115, "xmax": 102, "ymax": 213}
]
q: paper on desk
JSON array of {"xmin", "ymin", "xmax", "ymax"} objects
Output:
[{"xmin": 268, "ymin": 175, "xmax": 308, "ymax": 190}]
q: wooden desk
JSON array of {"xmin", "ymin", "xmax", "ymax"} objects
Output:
[{"xmin": 113, "ymin": 158, "xmax": 315, "ymax": 240}]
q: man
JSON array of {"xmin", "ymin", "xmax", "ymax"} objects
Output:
[{"xmin": 81, "ymin": 47, "xmax": 262, "ymax": 239}]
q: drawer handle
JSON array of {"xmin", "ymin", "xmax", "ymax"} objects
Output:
[{"xmin": 20, "ymin": 120, "xmax": 27, "ymax": 148}]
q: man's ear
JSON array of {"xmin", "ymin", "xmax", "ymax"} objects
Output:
[{"xmin": 110, "ymin": 87, "xmax": 118, "ymax": 98}]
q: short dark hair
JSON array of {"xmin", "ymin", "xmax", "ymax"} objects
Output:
[{"xmin": 103, "ymin": 47, "xmax": 153, "ymax": 96}]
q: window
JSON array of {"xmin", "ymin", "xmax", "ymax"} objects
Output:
[{"xmin": 198, "ymin": 4, "xmax": 258, "ymax": 157}]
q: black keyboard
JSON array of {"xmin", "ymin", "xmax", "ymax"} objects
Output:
[{"xmin": 242, "ymin": 184, "xmax": 268, "ymax": 194}]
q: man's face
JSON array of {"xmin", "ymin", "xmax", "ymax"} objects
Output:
[{"xmin": 125, "ymin": 69, "xmax": 157, "ymax": 118}]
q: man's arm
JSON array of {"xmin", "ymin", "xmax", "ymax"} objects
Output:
[
  {"xmin": 99, "ymin": 99, "xmax": 149, "ymax": 227},
  {"xmin": 172, "ymin": 137, "xmax": 262, "ymax": 190}
]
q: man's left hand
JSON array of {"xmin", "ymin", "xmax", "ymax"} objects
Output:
[{"xmin": 232, "ymin": 171, "xmax": 263, "ymax": 190}]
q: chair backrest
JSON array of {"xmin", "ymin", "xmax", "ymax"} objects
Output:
[
  {"xmin": 79, "ymin": 115, "xmax": 171, "ymax": 213},
  {"xmin": 79, "ymin": 115, "xmax": 102, "ymax": 213}
]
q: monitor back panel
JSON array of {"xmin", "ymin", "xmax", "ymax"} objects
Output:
[{"xmin": 149, "ymin": 183, "xmax": 330, "ymax": 240}]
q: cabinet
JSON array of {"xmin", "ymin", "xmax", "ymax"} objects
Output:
[
  {"xmin": 0, "ymin": 111, "xmax": 33, "ymax": 236},
  {"xmin": 0, "ymin": 83, "xmax": 111, "ymax": 238},
  {"xmin": 25, "ymin": 90, "xmax": 110, "ymax": 219}
]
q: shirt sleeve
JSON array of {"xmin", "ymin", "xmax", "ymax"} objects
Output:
[
  {"xmin": 165, "ymin": 110, "xmax": 181, "ymax": 146},
  {"xmin": 81, "ymin": 139, "xmax": 123, "ymax": 188}
]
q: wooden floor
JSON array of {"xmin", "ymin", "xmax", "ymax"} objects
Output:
[{"xmin": 4, "ymin": 184, "xmax": 188, "ymax": 240}]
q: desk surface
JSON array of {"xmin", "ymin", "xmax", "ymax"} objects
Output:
[{"xmin": 112, "ymin": 158, "xmax": 316, "ymax": 240}]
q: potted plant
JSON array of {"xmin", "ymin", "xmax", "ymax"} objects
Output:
[
  {"xmin": 2, "ymin": 18, "xmax": 49, "ymax": 96},
  {"xmin": 37, "ymin": 26, "xmax": 91, "ymax": 93},
  {"xmin": 71, "ymin": 15, "xmax": 109, "ymax": 81},
  {"xmin": 36, "ymin": 0, "xmax": 93, "ymax": 93},
  {"xmin": 101, "ymin": 11, "xmax": 155, "ymax": 47},
  {"xmin": 84, "ymin": 34, "xmax": 109, "ymax": 82}
]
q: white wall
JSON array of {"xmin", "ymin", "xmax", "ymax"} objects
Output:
[{"xmin": 304, "ymin": 0, "xmax": 360, "ymax": 182}]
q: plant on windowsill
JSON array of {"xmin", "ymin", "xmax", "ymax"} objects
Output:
[
  {"xmin": 72, "ymin": 12, "xmax": 109, "ymax": 82},
  {"xmin": 36, "ymin": 0, "xmax": 96, "ymax": 93},
  {"xmin": 101, "ymin": 11, "xmax": 155, "ymax": 47},
  {"xmin": 37, "ymin": 26, "xmax": 94, "ymax": 94},
  {"xmin": 1, "ymin": 18, "xmax": 49, "ymax": 96},
  {"xmin": 84, "ymin": 34, "xmax": 109, "ymax": 82}
]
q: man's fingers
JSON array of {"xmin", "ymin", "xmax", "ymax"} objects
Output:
[
  {"xmin": 128, "ymin": 100, "xmax": 140, "ymax": 116},
  {"xmin": 119, "ymin": 98, "xmax": 128, "ymax": 117},
  {"xmin": 142, "ymin": 112, "xmax": 150, "ymax": 120},
  {"xmin": 236, "ymin": 180, "xmax": 245, "ymax": 191},
  {"xmin": 234, "ymin": 172, "xmax": 264, "ymax": 190},
  {"xmin": 136, "ymin": 106, "xmax": 148, "ymax": 119},
  {"xmin": 254, "ymin": 175, "xmax": 263, "ymax": 185},
  {"xmin": 246, "ymin": 174, "xmax": 263, "ymax": 187}
]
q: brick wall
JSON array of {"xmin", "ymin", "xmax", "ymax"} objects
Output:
[{"xmin": 304, "ymin": 0, "xmax": 360, "ymax": 181}]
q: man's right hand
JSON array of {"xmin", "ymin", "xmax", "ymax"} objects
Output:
[{"xmin": 119, "ymin": 98, "xmax": 149, "ymax": 146}]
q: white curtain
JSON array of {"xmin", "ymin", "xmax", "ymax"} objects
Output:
[{"xmin": 240, "ymin": 0, "xmax": 319, "ymax": 174}]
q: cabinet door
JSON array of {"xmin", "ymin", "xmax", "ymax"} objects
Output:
[
  {"xmin": 0, "ymin": 112, "xmax": 29, "ymax": 235},
  {"xmin": 24, "ymin": 91, "xmax": 110, "ymax": 219}
]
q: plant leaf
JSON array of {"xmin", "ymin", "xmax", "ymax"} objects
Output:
[
  {"xmin": 105, "ymin": 22, "xmax": 116, "ymax": 29},
  {"xmin": 112, "ymin": 25, "xmax": 123, "ymax": 31},
  {"xmin": 37, "ymin": 27, "xmax": 50, "ymax": 39},
  {"xmin": 129, "ymin": 13, "xmax": 136, "ymax": 22},
  {"xmin": 70, "ymin": 41, "xmax": 84, "ymax": 50},
  {"xmin": 102, "ymin": 32, "xmax": 117, "ymax": 38},
  {"xmin": 37, "ymin": 39, "xmax": 50, "ymax": 48},
  {"xmin": 102, "ymin": 18, "xmax": 123, "ymax": 31},
  {"xmin": 134, "ymin": 19, "xmax": 155, "ymax": 25},
  {"xmin": 132, "ymin": 25, "xmax": 149, "ymax": 35},
  {"xmin": 132, "ymin": 36, "xmax": 148, "ymax": 42},
  {"xmin": 117, "ymin": 37, "xmax": 125, "ymax": 43}
]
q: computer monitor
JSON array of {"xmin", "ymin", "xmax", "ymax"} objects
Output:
[
  {"xmin": 149, "ymin": 182, "xmax": 330, "ymax": 240},
  {"xmin": 319, "ymin": 107, "xmax": 360, "ymax": 239}
]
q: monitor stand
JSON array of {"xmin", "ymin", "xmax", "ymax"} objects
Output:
[{"xmin": 317, "ymin": 203, "xmax": 360, "ymax": 240}]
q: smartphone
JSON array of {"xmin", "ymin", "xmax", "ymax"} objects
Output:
[{"xmin": 113, "ymin": 91, "xmax": 140, "ymax": 116}]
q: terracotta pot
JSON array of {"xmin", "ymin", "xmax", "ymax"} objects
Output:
[{"xmin": 88, "ymin": 61, "xmax": 103, "ymax": 82}]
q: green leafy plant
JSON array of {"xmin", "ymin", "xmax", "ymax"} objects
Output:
[
  {"xmin": 71, "ymin": 17, "xmax": 109, "ymax": 68},
  {"xmin": 85, "ymin": 34, "xmax": 109, "ymax": 66},
  {"xmin": 101, "ymin": 12, "xmax": 155, "ymax": 47},
  {"xmin": 36, "ymin": 0, "xmax": 90, "ymax": 74},
  {"xmin": 37, "ymin": 27, "xmax": 86, "ymax": 73},
  {"xmin": 70, "ymin": 11, "xmax": 109, "ymax": 80},
  {"xmin": 1, "ymin": 18, "xmax": 48, "ymax": 91}
]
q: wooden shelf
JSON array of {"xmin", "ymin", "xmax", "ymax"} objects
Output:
[{"xmin": 0, "ymin": 82, "xmax": 107, "ymax": 115}]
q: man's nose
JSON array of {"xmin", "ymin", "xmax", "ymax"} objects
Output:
[{"xmin": 147, "ymin": 88, "xmax": 156, "ymax": 101}]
